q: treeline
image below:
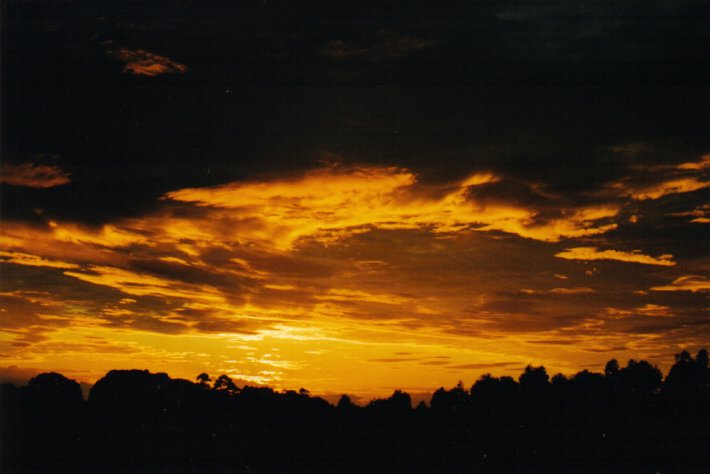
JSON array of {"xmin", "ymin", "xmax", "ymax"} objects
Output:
[{"xmin": 1, "ymin": 349, "xmax": 708, "ymax": 472}]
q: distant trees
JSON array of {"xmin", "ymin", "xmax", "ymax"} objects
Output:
[
  {"xmin": 367, "ymin": 389, "xmax": 412, "ymax": 419},
  {"xmin": 664, "ymin": 349, "xmax": 709, "ymax": 394},
  {"xmin": 430, "ymin": 381, "xmax": 467, "ymax": 416},
  {"xmin": 24, "ymin": 372, "xmax": 83, "ymax": 417},
  {"xmin": 337, "ymin": 394, "xmax": 354, "ymax": 410},
  {"xmin": 211, "ymin": 374, "xmax": 238, "ymax": 394},
  {"xmin": 196, "ymin": 372, "xmax": 211, "ymax": 387},
  {"xmin": 1, "ymin": 348, "xmax": 708, "ymax": 472},
  {"xmin": 519, "ymin": 364, "xmax": 550, "ymax": 392}
]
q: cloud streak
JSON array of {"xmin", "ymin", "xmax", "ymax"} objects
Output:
[
  {"xmin": 555, "ymin": 247, "xmax": 676, "ymax": 266},
  {"xmin": 0, "ymin": 164, "xmax": 706, "ymax": 398},
  {"xmin": 0, "ymin": 162, "xmax": 70, "ymax": 188},
  {"xmin": 110, "ymin": 48, "xmax": 188, "ymax": 76},
  {"xmin": 166, "ymin": 165, "xmax": 620, "ymax": 248},
  {"xmin": 651, "ymin": 275, "xmax": 710, "ymax": 293}
]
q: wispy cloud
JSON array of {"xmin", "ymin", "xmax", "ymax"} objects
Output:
[
  {"xmin": 0, "ymin": 251, "xmax": 79, "ymax": 269},
  {"xmin": 0, "ymin": 164, "xmax": 705, "ymax": 396},
  {"xmin": 608, "ymin": 153, "xmax": 709, "ymax": 200},
  {"xmin": 555, "ymin": 247, "xmax": 675, "ymax": 266},
  {"xmin": 166, "ymin": 165, "xmax": 619, "ymax": 248},
  {"xmin": 635, "ymin": 304, "xmax": 672, "ymax": 317},
  {"xmin": 323, "ymin": 35, "xmax": 436, "ymax": 60},
  {"xmin": 549, "ymin": 287, "xmax": 596, "ymax": 295},
  {"xmin": 650, "ymin": 275, "xmax": 710, "ymax": 293},
  {"xmin": 0, "ymin": 162, "xmax": 70, "ymax": 188},
  {"xmin": 110, "ymin": 47, "xmax": 188, "ymax": 76}
]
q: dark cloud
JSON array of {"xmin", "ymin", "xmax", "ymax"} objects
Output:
[
  {"xmin": 109, "ymin": 47, "xmax": 188, "ymax": 76},
  {"xmin": 583, "ymin": 346, "xmax": 629, "ymax": 353},
  {"xmin": 3, "ymin": 1, "xmax": 707, "ymax": 223},
  {"xmin": 0, "ymin": 162, "xmax": 70, "ymax": 188},
  {"xmin": 322, "ymin": 34, "xmax": 436, "ymax": 60}
]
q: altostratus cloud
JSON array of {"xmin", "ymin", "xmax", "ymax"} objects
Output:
[
  {"xmin": 651, "ymin": 275, "xmax": 710, "ymax": 293},
  {"xmin": 0, "ymin": 162, "xmax": 70, "ymax": 188},
  {"xmin": 111, "ymin": 48, "xmax": 188, "ymax": 76},
  {"xmin": 166, "ymin": 166, "xmax": 619, "ymax": 249},
  {"xmin": 323, "ymin": 35, "xmax": 436, "ymax": 60},
  {"xmin": 555, "ymin": 247, "xmax": 675, "ymax": 266},
  {"xmin": 608, "ymin": 153, "xmax": 709, "ymax": 200}
]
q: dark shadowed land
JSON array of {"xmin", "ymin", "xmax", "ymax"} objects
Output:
[{"xmin": 1, "ymin": 349, "xmax": 708, "ymax": 473}]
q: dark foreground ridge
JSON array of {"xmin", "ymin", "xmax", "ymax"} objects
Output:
[{"xmin": 1, "ymin": 349, "xmax": 708, "ymax": 472}]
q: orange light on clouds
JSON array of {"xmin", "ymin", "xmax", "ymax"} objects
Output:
[
  {"xmin": 166, "ymin": 166, "xmax": 619, "ymax": 247},
  {"xmin": 0, "ymin": 164, "xmax": 707, "ymax": 399},
  {"xmin": 555, "ymin": 247, "xmax": 676, "ymax": 266},
  {"xmin": 111, "ymin": 48, "xmax": 188, "ymax": 77}
]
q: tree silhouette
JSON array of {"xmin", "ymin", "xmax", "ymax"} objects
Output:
[
  {"xmin": 2, "ymin": 349, "xmax": 709, "ymax": 472},
  {"xmin": 430, "ymin": 381, "xmax": 467, "ymax": 416},
  {"xmin": 212, "ymin": 374, "xmax": 238, "ymax": 394},
  {"xmin": 519, "ymin": 364, "xmax": 550, "ymax": 391},
  {"xmin": 337, "ymin": 394, "xmax": 353, "ymax": 410},
  {"xmin": 604, "ymin": 358, "xmax": 620, "ymax": 377},
  {"xmin": 196, "ymin": 372, "xmax": 211, "ymax": 387}
]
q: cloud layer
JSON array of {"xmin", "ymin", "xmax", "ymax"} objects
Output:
[
  {"xmin": 1, "ymin": 0, "xmax": 707, "ymax": 399},
  {"xmin": 0, "ymin": 162, "xmax": 70, "ymax": 188},
  {"xmin": 2, "ymin": 162, "xmax": 707, "ymax": 396},
  {"xmin": 110, "ymin": 48, "xmax": 188, "ymax": 77}
]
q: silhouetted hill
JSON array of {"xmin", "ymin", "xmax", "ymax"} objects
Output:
[{"xmin": 1, "ymin": 349, "xmax": 708, "ymax": 472}]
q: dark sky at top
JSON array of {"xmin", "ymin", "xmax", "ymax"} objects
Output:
[{"xmin": 4, "ymin": 0, "xmax": 707, "ymax": 221}]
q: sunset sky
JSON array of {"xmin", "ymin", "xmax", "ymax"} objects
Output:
[{"xmin": 1, "ymin": 0, "xmax": 708, "ymax": 402}]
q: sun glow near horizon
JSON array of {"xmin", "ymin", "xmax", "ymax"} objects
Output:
[{"xmin": 1, "ymin": 162, "xmax": 709, "ymax": 399}]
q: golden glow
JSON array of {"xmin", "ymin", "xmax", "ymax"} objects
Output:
[
  {"xmin": 635, "ymin": 304, "xmax": 672, "ymax": 317},
  {"xmin": 677, "ymin": 154, "xmax": 710, "ymax": 170},
  {"xmin": 608, "ymin": 154, "xmax": 710, "ymax": 200},
  {"xmin": 555, "ymin": 247, "xmax": 676, "ymax": 266},
  {"xmin": 64, "ymin": 266, "xmax": 227, "ymax": 304},
  {"xmin": 0, "ymin": 251, "xmax": 79, "ymax": 269},
  {"xmin": 651, "ymin": 275, "xmax": 710, "ymax": 293},
  {"xmin": 549, "ymin": 287, "xmax": 596, "ymax": 294},
  {"xmin": 629, "ymin": 178, "xmax": 708, "ymax": 200},
  {"xmin": 166, "ymin": 166, "xmax": 618, "ymax": 247},
  {"xmin": 0, "ymin": 165, "xmax": 702, "ymax": 398}
]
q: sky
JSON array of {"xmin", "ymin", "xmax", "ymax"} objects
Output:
[{"xmin": 1, "ymin": 0, "xmax": 708, "ymax": 402}]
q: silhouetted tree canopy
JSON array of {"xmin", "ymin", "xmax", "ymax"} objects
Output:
[
  {"xmin": 519, "ymin": 364, "xmax": 550, "ymax": 391},
  {"xmin": 196, "ymin": 372, "xmax": 211, "ymax": 386},
  {"xmin": 212, "ymin": 374, "xmax": 238, "ymax": 394},
  {"xmin": 2, "ymin": 349, "xmax": 708, "ymax": 473}
]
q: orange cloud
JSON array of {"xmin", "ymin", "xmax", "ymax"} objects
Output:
[
  {"xmin": 1, "ymin": 164, "xmax": 703, "ymax": 398},
  {"xmin": 166, "ymin": 166, "xmax": 619, "ymax": 248},
  {"xmin": 635, "ymin": 304, "xmax": 672, "ymax": 317},
  {"xmin": 677, "ymin": 154, "xmax": 710, "ymax": 171},
  {"xmin": 549, "ymin": 287, "xmax": 596, "ymax": 295},
  {"xmin": 607, "ymin": 153, "xmax": 710, "ymax": 200},
  {"xmin": 670, "ymin": 205, "xmax": 710, "ymax": 223},
  {"xmin": 0, "ymin": 162, "xmax": 70, "ymax": 188},
  {"xmin": 650, "ymin": 275, "xmax": 710, "ymax": 293},
  {"xmin": 0, "ymin": 251, "xmax": 79, "ymax": 269},
  {"xmin": 64, "ymin": 265, "xmax": 227, "ymax": 304},
  {"xmin": 111, "ymin": 48, "xmax": 188, "ymax": 76},
  {"xmin": 555, "ymin": 247, "xmax": 676, "ymax": 266},
  {"xmin": 627, "ymin": 178, "xmax": 708, "ymax": 200}
]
